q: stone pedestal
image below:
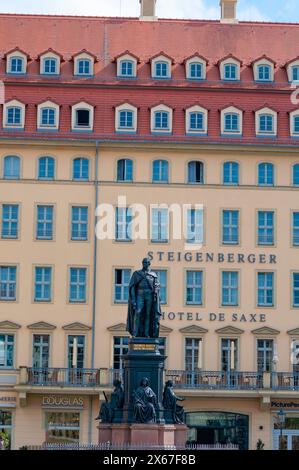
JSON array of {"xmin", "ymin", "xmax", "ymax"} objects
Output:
[
  {"xmin": 174, "ymin": 424, "xmax": 189, "ymax": 448},
  {"xmin": 98, "ymin": 423, "xmax": 112, "ymax": 444}
]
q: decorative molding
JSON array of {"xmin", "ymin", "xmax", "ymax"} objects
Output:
[
  {"xmin": 251, "ymin": 326, "xmax": 280, "ymax": 336},
  {"xmin": 107, "ymin": 323, "xmax": 127, "ymax": 333},
  {"xmin": 160, "ymin": 324, "xmax": 173, "ymax": 333},
  {"xmin": 62, "ymin": 322, "xmax": 91, "ymax": 331},
  {"xmin": 287, "ymin": 328, "xmax": 299, "ymax": 336},
  {"xmin": 27, "ymin": 321, "xmax": 56, "ymax": 331},
  {"xmin": 0, "ymin": 320, "xmax": 21, "ymax": 330},
  {"xmin": 179, "ymin": 325, "xmax": 208, "ymax": 334},
  {"xmin": 215, "ymin": 326, "xmax": 244, "ymax": 335}
]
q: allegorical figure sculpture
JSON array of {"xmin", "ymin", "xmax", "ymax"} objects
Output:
[
  {"xmin": 127, "ymin": 258, "xmax": 161, "ymax": 338},
  {"xmin": 162, "ymin": 380, "xmax": 185, "ymax": 424},
  {"xmin": 96, "ymin": 379, "xmax": 124, "ymax": 423},
  {"xmin": 133, "ymin": 377, "xmax": 157, "ymax": 423}
]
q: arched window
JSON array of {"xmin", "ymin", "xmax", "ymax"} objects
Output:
[
  {"xmin": 259, "ymin": 114, "xmax": 274, "ymax": 134},
  {"xmin": 152, "ymin": 160, "xmax": 169, "ymax": 183},
  {"xmin": 224, "ymin": 113, "xmax": 239, "ymax": 132},
  {"xmin": 40, "ymin": 108, "xmax": 56, "ymax": 127},
  {"xmin": 188, "ymin": 161, "xmax": 204, "ymax": 184},
  {"xmin": 38, "ymin": 156, "xmax": 55, "ymax": 180},
  {"xmin": 3, "ymin": 156, "xmax": 20, "ymax": 179},
  {"xmin": 6, "ymin": 106, "xmax": 22, "ymax": 126},
  {"xmin": 257, "ymin": 64, "xmax": 271, "ymax": 81},
  {"xmin": 120, "ymin": 60, "xmax": 134, "ymax": 77},
  {"xmin": 73, "ymin": 157, "xmax": 89, "ymax": 181},
  {"xmin": 223, "ymin": 162, "xmax": 239, "ymax": 185},
  {"xmin": 224, "ymin": 63, "xmax": 237, "ymax": 80},
  {"xmin": 154, "ymin": 61, "xmax": 169, "ymax": 78},
  {"xmin": 117, "ymin": 159, "xmax": 133, "ymax": 182},
  {"xmin": 189, "ymin": 62, "xmax": 203, "ymax": 79},
  {"xmin": 258, "ymin": 162, "xmax": 274, "ymax": 186},
  {"xmin": 9, "ymin": 56, "xmax": 24, "ymax": 74},
  {"xmin": 293, "ymin": 164, "xmax": 299, "ymax": 186},
  {"xmin": 43, "ymin": 58, "xmax": 58, "ymax": 75},
  {"xmin": 154, "ymin": 111, "xmax": 169, "ymax": 130},
  {"xmin": 119, "ymin": 110, "xmax": 134, "ymax": 129},
  {"xmin": 77, "ymin": 59, "xmax": 91, "ymax": 75}
]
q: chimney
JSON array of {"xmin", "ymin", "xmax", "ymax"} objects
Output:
[
  {"xmin": 220, "ymin": 0, "xmax": 238, "ymax": 24},
  {"xmin": 139, "ymin": 0, "xmax": 157, "ymax": 21}
]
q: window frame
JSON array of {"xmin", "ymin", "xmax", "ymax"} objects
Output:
[
  {"xmin": 3, "ymin": 100, "xmax": 25, "ymax": 129},
  {"xmin": 3, "ymin": 155, "xmax": 21, "ymax": 180},
  {"xmin": 185, "ymin": 57, "xmax": 207, "ymax": 80},
  {"xmin": 150, "ymin": 105, "xmax": 173, "ymax": 134},
  {"xmin": 254, "ymin": 59, "xmax": 274, "ymax": 82},
  {"xmin": 72, "ymin": 157, "xmax": 90, "ymax": 181},
  {"xmin": 221, "ymin": 106, "xmax": 243, "ymax": 136},
  {"xmin": 38, "ymin": 156, "xmax": 55, "ymax": 180},
  {"xmin": 7, "ymin": 52, "xmax": 27, "ymax": 75},
  {"xmin": 255, "ymin": 108, "xmax": 277, "ymax": 137},
  {"xmin": 117, "ymin": 54, "xmax": 137, "ymax": 78},
  {"xmin": 74, "ymin": 53, "xmax": 94, "ymax": 77},
  {"xmin": 71, "ymin": 102, "xmax": 94, "ymax": 132},
  {"xmin": 69, "ymin": 267, "xmax": 87, "ymax": 303},
  {"xmin": 185, "ymin": 105, "xmax": 208, "ymax": 135},
  {"xmin": 115, "ymin": 103, "xmax": 137, "ymax": 133},
  {"xmin": 151, "ymin": 55, "xmax": 172, "ymax": 79},
  {"xmin": 37, "ymin": 101, "xmax": 60, "ymax": 131},
  {"xmin": 220, "ymin": 58, "xmax": 240, "ymax": 81},
  {"xmin": 41, "ymin": 55, "xmax": 60, "ymax": 75},
  {"xmin": 257, "ymin": 162, "xmax": 275, "ymax": 186}
]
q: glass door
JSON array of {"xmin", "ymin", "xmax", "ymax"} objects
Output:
[
  {"xmin": 221, "ymin": 338, "xmax": 238, "ymax": 387},
  {"xmin": 185, "ymin": 338, "xmax": 200, "ymax": 386},
  {"xmin": 32, "ymin": 334, "xmax": 50, "ymax": 384},
  {"xmin": 67, "ymin": 336, "xmax": 85, "ymax": 385}
]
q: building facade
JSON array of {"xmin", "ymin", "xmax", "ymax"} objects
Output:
[{"xmin": 1, "ymin": 0, "xmax": 299, "ymax": 450}]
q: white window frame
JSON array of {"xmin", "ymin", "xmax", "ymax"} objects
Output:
[
  {"xmin": 71, "ymin": 102, "xmax": 94, "ymax": 131},
  {"xmin": 3, "ymin": 100, "xmax": 25, "ymax": 129},
  {"xmin": 253, "ymin": 59, "xmax": 274, "ymax": 82},
  {"xmin": 185, "ymin": 105, "xmax": 208, "ymax": 135},
  {"xmin": 151, "ymin": 104, "xmax": 173, "ymax": 134},
  {"xmin": 151, "ymin": 55, "xmax": 172, "ymax": 79},
  {"xmin": 255, "ymin": 108, "xmax": 277, "ymax": 136},
  {"xmin": 116, "ymin": 54, "xmax": 137, "ymax": 78},
  {"xmin": 220, "ymin": 58, "xmax": 240, "ymax": 81},
  {"xmin": 74, "ymin": 52, "xmax": 94, "ymax": 76},
  {"xmin": 286, "ymin": 60, "xmax": 299, "ymax": 83},
  {"xmin": 185, "ymin": 56, "xmax": 206, "ymax": 80},
  {"xmin": 6, "ymin": 51, "xmax": 27, "ymax": 74},
  {"xmin": 40, "ymin": 52, "xmax": 60, "ymax": 75},
  {"xmin": 290, "ymin": 110, "xmax": 299, "ymax": 137},
  {"xmin": 221, "ymin": 106, "xmax": 242, "ymax": 135},
  {"xmin": 37, "ymin": 101, "xmax": 60, "ymax": 130},
  {"xmin": 115, "ymin": 103, "xmax": 137, "ymax": 133}
]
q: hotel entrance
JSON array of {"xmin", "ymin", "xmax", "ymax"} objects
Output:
[
  {"xmin": 273, "ymin": 416, "xmax": 299, "ymax": 450},
  {"xmin": 185, "ymin": 411, "xmax": 249, "ymax": 450}
]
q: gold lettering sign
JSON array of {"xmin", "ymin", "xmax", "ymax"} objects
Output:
[{"xmin": 132, "ymin": 344, "xmax": 156, "ymax": 351}]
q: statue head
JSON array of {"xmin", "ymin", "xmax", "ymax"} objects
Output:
[
  {"xmin": 113, "ymin": 379, "xmax": 122, "ymax": 388},
  {"xmin": 142, "ymin": 258, "xmax": 151, "ymax": 271},
  {"xmin": 140, "ymin": 377, "xmax": 149, "ymax": 387},
  {"xmin": 165, "ymin": 380, "xmax": 173, "ymax": 388}
]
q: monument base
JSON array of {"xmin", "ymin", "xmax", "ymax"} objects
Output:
[{"xmin": 98, "ymin": 423, "xmax": 188, "ymax": 449}]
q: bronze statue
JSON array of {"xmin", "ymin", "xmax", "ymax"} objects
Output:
[
  {"xmin": 162, "ymin": 380, "xmax": 185, "ymax": 424},
  {"xmin": 133, "ymin": 377, "xmax": 157, "ymax": 423},
  {"xmin": 126, "ymin": 258, "xmax": 161, "ymax": 338},
  {"xmin": 96, "ymin": 379, "xmax": 124, "ymax": 423}
]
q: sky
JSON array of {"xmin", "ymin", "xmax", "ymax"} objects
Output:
[{"xmin": 0, "ymin": 0, "xmax": 298, "ymax": 23}]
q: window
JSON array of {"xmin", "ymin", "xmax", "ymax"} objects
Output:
[
  {"xmin": 72, "ymin": 102, "xmax": 94, "ymax": 131},
  {"xmin": 114, "ymin": 269, "xmax": 131, "ymax": 303},
  {"xmin": 155, "ymin": 270, "xmax": 167, "ymax": 304},
  {"xmin": 222, "ymin": 210, "xmax": 239, "ymax": 245},
  {"xmin": 77, "ymin": 59, "xmax": 91, "ymax": 75},
  {"xmin": 43, "ymin": 58, "xmax": 57, "ymax": 74},
  {"xmin": 76, "ymin": 110, "xmax": 90, "ymax": 128},
  {"xmin": 221, "ymin": 339, "xmax": 238, "ymax": 372},
  {"xmin": 69, "ymin": 268, "xmax": 87, "ymax": 303},
  {"xmin": 292, "ymin": 66, "xmax": 299, "ymax": 82},
  {"xmin": 68, "ymin": 335, "xmax": 85, "ymax": 369},
  {"xmin": 185, "ymin": 106, "xmax": 207, "ymax": 135},
  {"xmin": 221, "ymin": 107, "xmax": 242, "ymax": 135},
  {"xmin": 222, "ymin": 271, "xmax": 239, "ymax": 306},
  {"xmin": 292, "ymin": 115, "xmax": 299, "ymax": 136},
  {"xmin": 223, "ymin": 162, "xmax": 239, "ymax": 185},
  {"xmin": 189, "ymin": 62, "xmax": 202, "ymax": 79},
  {"xmin": 9, "ymin": 56, "xmax": 24, "ymax": 74},
  {"xmin": 257, "ymin": 339, "xmax": 274, "ymax": 373},
  {"xmin": 259, "ymin": 114, "xmax": 273, "ymax": 133},
  {"xmin": 45, "ymin": 412, "xmax": 80, "ymax": 443},
  {"xmin": 294, "ymin": 165, "xmax": 299, "ymax": 185},
  {"xmin": 38, "ymin": 156, "xmax": 55, "ymax": 180},
  {"xmin": 257, "ymin": 272, "xmax": 274, "ymax": 307},
  {"xmin": 152, "ymin": 159, "xmax": 169, "ymax": 183},
  {"xmin": 40, "ymin": 108, "xmax": 56, "ymax": 127},
  {"xmin": 115, "ymin": 207, "xmax": 132, "ymax": 241},
  {"xmin": 117, "ymin": 158, "xmax": 133, "ymax": 182},
  {"xmin": 258, "ymin": 211, "xmax": 274, "ymax": 245},
  {"xmin": 3, "ymin": 156, "xmax": 20, "ymax": 179},
  {"xmin": 293, "ymin": 273, "xmax": 299, "ymax": 307},
  {"xmin": 119, "ymin": 111, "xmax": 133, "ymax": 129},
  {"xmin": 33, "ymin": 334, "xmax": 50, "ymax": 369},
  {"xmin": 258, "ymin": 162, "xmax": 274, "ymax": 186},
  {"xmin": 256, "ymin": 108, "xmax": 277, "ymax": 136},
  {"xmin": 37, "ymin": 102, "xmax": 59, "ymax": 130},
  {"xmin": 224, "ymin": 113, "xmax": 239, "ymax": 132},
  {"xmin": 257, "ymin": 64, "xmax": 271, "ymax": 81},
  {"xmin": 115, "ymin": 104, "xmax": 137, "ymax": 133},
  {"xmin": 36, "ymin": 205, "xmax": 54, "ymax": 240},
  {"xmin": 151, "ymin": 208, "xmax": 168, "ymax": 243},
  {"xmin": 186, "ymin": 270, "xmax": 203, "ymax": 305},
  {"xmin": 187, "ymin": 208, "xmax": 204, "ymax": 244},
  {"xmin": 1, "ymin": 204, "xmax": 19, "ymax": 239},
  {"xmin": 188, "ymin": 161, "xmax": 204, "ymax": 184},
  {"xmin": 185, "ymin": 338, "xmax": 202, "ymax": 377},
  {"xmin": 34, "ymin": 267, "xmax": 52, "ymax": 302},
  {"xmin": 73, "ymin": 158, "xmax": 89, "ymax": 181},
  {"xmin": 0, "ymin": 266, "xmax": 17, "ymax": 301},
  {"xmin": 154, "ymin": 61, "xmax": 169, "ymax": 78},
  {"xmin": 71, "ymin": 206, "xmax": 88, "ymax": 241},
  {"xmin": 154, "ymin": 111, "xmax": 169, "ymax": 130},
  {"xmin": 189, "ymin": 112, "xmax": 203, "ymax": 131},
  {"xmin": 293, "ymin": 212, "xmax": 299, "ymax": 247},
  {"xmin": 113, "ymin": 336, "xmax": 129, "ymax": 370},
  {"xmin": 6, "ymin": 107, "xmax": 22, "ymax": 127},
  {"xmin": 224, "ymin": 63, "xmax": 237, "ymax": 80},
  {"xmin": 0, "ymin": 334, "xmax": 14, "ymax": 368},
  {"xmin": 120, "ymin": 60, "xmax": 134, "ymax": 77}
]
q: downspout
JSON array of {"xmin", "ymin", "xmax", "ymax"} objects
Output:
[{"xmin": 88, "ymin": 140, "xmax": 100, "ymax": 443}]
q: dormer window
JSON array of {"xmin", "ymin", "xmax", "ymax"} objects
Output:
[
  {"xmin": 10, "ymin": 57, "xmax": 24, "ymax": 74},
  {"xmin": 151, "ymin": 54, "xmax": 172, "ymax": 79},
  {"xmin": 185, "ymin": 105, "xmax": 208, "ymax": 135},
  {"xmin": 120, "ymin": 60, "xmax": 134, "ymax": 77},
  {"xmin": 255, "ymin": 108, "xmax": 277, "ymax": 136},
  {"xmin": 286, "ymin": 59, "xmax": 299, "ymax": 83},
  {"xmin": 219, "ymin": 56, "xmax": 241, "ymax": 81},
  {"xmin": 290, "ymin": 110, "xmax": 299, "ymax": 137},
  {"xmin": 292, "ymin": 66, "xmax": 299, "ymax": 82},
  {"xmin": 221, "ymin": 106, "xmax": 242, "ymax": 135},
  {"xmin": 151, "ymin": 104, "xmax": 173, "ymax": 134},
  {"xmin": 37, "ymin": 101, "xmax": 60, "ymax": 130},
  {"xmin": 39, "ymin": 50, "xmax": 62, "ymax": 75},
  {"xmin": 253, "ymin": 57, "xmax": 275, "ymax": 82},
  {"xmin": 3, "ymin": 100, "xmax": 25, "ymax": 129},
  {"xmin": 71, "ymin": 102, "xmax": 94, "ymax": 131},
  {"xmin": 115, "ymin": 103, "xmax": 137, "ymax": 133},
  {"xmin": 224, "ymin": 63, "xmax": 237, "ymax": 80},
  {"xmin": 43, "ymin": 58, "xmax": 58, "ymax": 75},
  {"xmin": 115, "ymin": 52, "xmax": 138, "ymax": 78},
  {"xmin": 185, "ymin": 55, "xmax": 207, "ymax": 80},
  {"xmin": 5, "ymin": 49, "xmax": 29, "ymax": 75},
  {"xmin": 73, "ymin": 51, "xmax": 95, "ymax": 77}
]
